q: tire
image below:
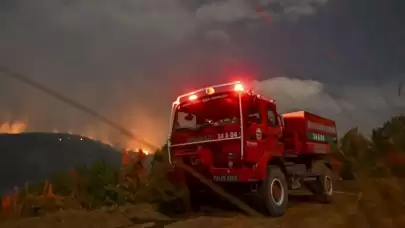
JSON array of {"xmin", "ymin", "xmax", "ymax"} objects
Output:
[
  {"xmin": 188, "ymin": 187, "xmax": 202, "ymax": 212},
  {"xmin": 260, "ymin": 166, "xmax": 288, "ymax": 217},
  {"xmin": 188, "ymin": 186, "xmax": 215, "ymax": 212},
  {"xmin": 307, "ymin": 160, "xmax": 333, "ymax": 204}
]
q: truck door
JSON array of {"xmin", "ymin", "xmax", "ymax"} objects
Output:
[
  {"xmin": 244, "ymin": 98, "xmax": 267, "ymax": 162},
  {"xmin": 264, "ymin": 104, "xmax": 283, "ymax": 156}
]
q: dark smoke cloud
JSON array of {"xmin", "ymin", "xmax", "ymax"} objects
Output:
[
  {"xmin": 253, "ymin": 77, "xmax": 405, "ymax": 136},
  {"xmin": 0, "ymin": 0, "xmax": 332, "ymax": 147},
  {"xmin": 0, "ymin": 0, "xmax": 403, "ymax": 147}
]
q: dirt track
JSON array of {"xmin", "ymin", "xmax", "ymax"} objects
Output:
[{"xmin": 1, "ymin": 180, "xmax": 404, "ymax": 228}]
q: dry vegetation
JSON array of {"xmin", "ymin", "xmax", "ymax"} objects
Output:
[{"xmin": 1, "ymin": 116, "xmax": 405, "ymax": 227}]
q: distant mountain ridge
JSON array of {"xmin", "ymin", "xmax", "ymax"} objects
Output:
[{"xmin": 0, "ymin": 132, "xmax": 153, "ymax": 194}]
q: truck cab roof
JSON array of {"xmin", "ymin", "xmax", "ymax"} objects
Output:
[{"xmin": 172, "ymin": 81, "xmax": 275, "ymax": 106}]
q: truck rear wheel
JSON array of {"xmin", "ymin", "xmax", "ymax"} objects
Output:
[
  {"xmin": 307, "ymin": 161, "xmax": 333, "ymax": 204},
  {"xmin": 261, "ymin": 166, "xmax": 288, "ymax": 217}
]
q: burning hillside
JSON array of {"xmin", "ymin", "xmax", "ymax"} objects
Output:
[
  {"xmin": 0, "ymin": 120, "xmax": 156, "ymax": 154},
  {"xmin": 0, "ymin": 121, "xmax": 27, "ymax": 134}
]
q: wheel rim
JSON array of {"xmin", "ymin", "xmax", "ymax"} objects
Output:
[
  {"xmin": 324, "ymin": 176, "xmax": 333, "ymax": 196},
  {"xmin": 270, "ymin": 178, "xmax": 284, "ymax": 206}
]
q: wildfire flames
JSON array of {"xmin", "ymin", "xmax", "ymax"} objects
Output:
[
  {"xmin": 0, "ymin": 120, "xmax": 154, "ymax": 154},
  {"xmin": 0, "ymin": 121, "xmax": 27, "ymax": 134}
]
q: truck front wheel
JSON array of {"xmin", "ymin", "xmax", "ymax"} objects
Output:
[{"xmin": 261, "ymin": 166, "xmax": 288, "ymax": 217}]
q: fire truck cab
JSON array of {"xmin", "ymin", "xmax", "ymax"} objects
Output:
[{"xmin": 167, "ymin": 81, "xmax": 336, "ymax": 216}]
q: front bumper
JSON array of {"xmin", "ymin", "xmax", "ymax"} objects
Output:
[
  {"xmin": 169, "ymin": 146, "xmax": 262, "ymax": 183},
  {"xmin": 210, "ymin": 167, "xmax": 261, "ymax": 182}
]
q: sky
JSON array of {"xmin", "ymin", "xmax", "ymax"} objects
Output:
[{"xmin": 0, "ymin": 0, "xmax": 404, "ymax": 148}]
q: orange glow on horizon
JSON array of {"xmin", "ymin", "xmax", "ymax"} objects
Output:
[
  {"xmin": 0, "ymin": 119, "xmax": 159, "ymax": 155},
  {"xmin": 0, "ymin": 121, "xmax": 27, "ymax": 134}
]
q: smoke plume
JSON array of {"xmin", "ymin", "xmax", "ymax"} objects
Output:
[
  {"xmin": 1, "ymin": 0, "xmax": 403, "ymax": 148},
  {"xmin": 253, "ymin": 77, "xmax": 405, "ymax": 135}
]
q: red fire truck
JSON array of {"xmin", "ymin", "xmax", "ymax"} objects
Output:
[{"xmin": 167, "ymin": 81, "xmax": 338, "ymax": 216}]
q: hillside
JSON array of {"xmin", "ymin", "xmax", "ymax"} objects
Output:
[
  {"xmin": 0, "ymin": 133, "xmax": 123, "ymax": 194},
  {"xmin": 0, "ymin": 179, "xmax": 404, "ymax": 228},
  {"xmin": 1, "ymin": 116, "xmax": 405, "ymax": 227}
]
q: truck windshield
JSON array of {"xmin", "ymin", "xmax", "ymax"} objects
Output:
[{"xmin": 173, "ymin": 96, "xmax": 240, "ymax": 131}]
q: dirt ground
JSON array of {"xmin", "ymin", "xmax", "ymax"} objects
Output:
[{"xmin": 1, "ymin": 180, "xmax": 404, "ymax": 228}]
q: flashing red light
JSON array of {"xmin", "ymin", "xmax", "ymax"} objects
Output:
[
  {"xmin": 189, "ymin": 94, "xmax": 198, "ymax": 101},
  {"xmin": 234, "ymin": 83, "xmax": 244, "ymax": 92},
  {"xmin": 206, "ymin": 87, "xmax": 215, "ymax": 95}
]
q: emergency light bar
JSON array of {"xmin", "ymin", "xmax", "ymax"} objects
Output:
[{"xmin": 175, "ymin": 81, "xmax": 245, "ymax": 105}]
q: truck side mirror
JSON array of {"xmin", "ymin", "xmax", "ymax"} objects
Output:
[{"xmin": 278, "ymin": 116, "xmax": 285, "ymax": 127}]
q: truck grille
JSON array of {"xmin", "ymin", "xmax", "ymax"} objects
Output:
[
  {"xmin": 205, "ymin": 144, "xmax": 231, "ymax": 168},
  {"xmin": 175, "ymin": 141, "xmax": 239, "ymax": 168}
]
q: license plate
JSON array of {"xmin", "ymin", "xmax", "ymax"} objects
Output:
[{"xmin": 213, "ymin": 175, "xmax": 238, "ymax": 182}]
